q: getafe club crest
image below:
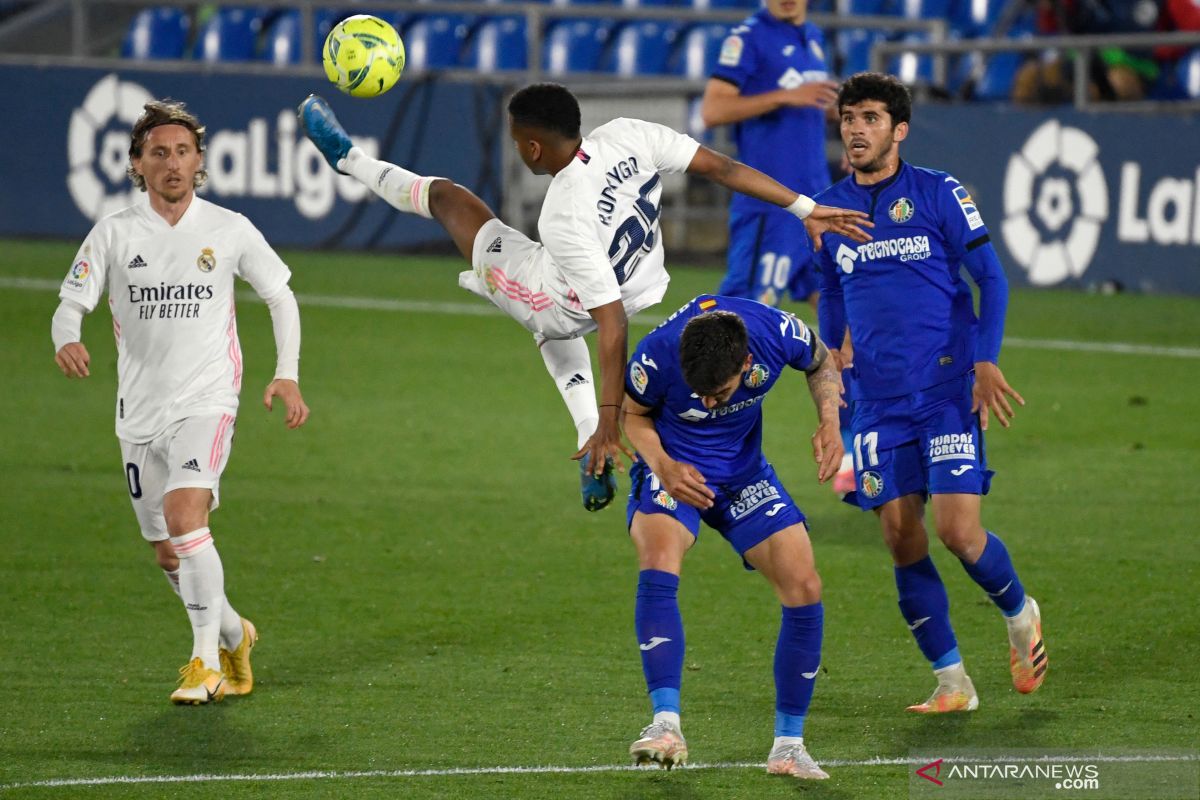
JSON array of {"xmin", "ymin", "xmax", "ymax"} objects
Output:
[
  {"xmin": 861, "ymin": 471, "xmax": 884, "ymax": 499},
  {"xmin": 889, "ymin": 197, "xmax": 915, "ymax": 223},
  {"xmin": 197, "ymin": 247, "xmax": 216, "ymax": 273},
  {"xmin": 652, "ymin": 490, "xmax": 678, "ymax": 511},
  {"xmin": 744, "ymin": 363, "xmax": 769, "ymax": 389}
]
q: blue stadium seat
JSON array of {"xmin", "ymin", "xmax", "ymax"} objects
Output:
[
  {"xmin": 193, "ymin": 7, "xmax": 265, "ymax": 62},
  {"xmin": 1178, "ymin": 48, "xmax": 1200, "ymax": 99},
  {"xmin": 620, "ymin": 0, "xmax": 679, "ymax": 8},
  {"xmin": 839, "ymin": 28, "xmax": 884, "ymax": 75},
  {"xmin": 122, "ymin": 7, "xmax": 190, "ymax": 60},
  {"xmin": 463, "ymin": 16, "xmax": 528, "ymax": 71},
  {"xmin": 691, "ymin": 0, "xmax": 758, "ymax": 9},
  {"xmin": 896, "ymin": 0, "xmax": 951, "ymax": 19},
  {"xmin": 891, "ymin": 32, "xmax": 935, "ymax": 84},
  {"xmin": 543, "ymin": 19, "xmax": 613, "ymax": 74},
  {"xmin": 261, "ymin": 10, "xmax": 302, "ymax": 64},
  {"xmin": 842, "ymin": 0, "xmax": 890, "ymax": 14},
  {"xmin": 605, "ymin": 20, "xmax": 681, "ymax": 76},
  {"xmin": 672, "ymin": 22, "xmax": 731, "ymax": 79},
  {"xmin": 950, "ymin": 0, "xmax": 1006, "ymax": 37},
  {"xmin": 404, "ymin": 13, "xmax": 474, "ymax": 70}
]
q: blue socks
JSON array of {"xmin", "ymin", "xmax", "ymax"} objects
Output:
[
  {"xmin": 774, "ymin": 602, "xmax": 823, "ymax": 737},
  {"xmin": 961, "ymin": 531, "xmax": 1027, "ymax": 617},
  {"xmin": 895, "ymin": 556, "xmax": 959, "ymax": 667},
  {"xmin": 635, "ymin": 569, "xmax": 685, "ymax": 714}
]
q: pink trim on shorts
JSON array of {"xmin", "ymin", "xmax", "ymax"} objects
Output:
[
  {"xmin": 488, "ymin": 267, "xmax": 553, "ymax": 311},
  {"xmin": 210, "ymin": 413, "xmax": 234, "ymax": 471}
]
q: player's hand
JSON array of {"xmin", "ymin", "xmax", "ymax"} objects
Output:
[
  {"xmin": 263, "ymin": 379, "xmax": 310, "ymax": 429},
  {"xmin": 781, "ymin": 81, "xmax": 840, "ymax": 109},
  {"xmin": 804, "ymin": 205, "xmax": 873, "ymax": 251},
  {"xmin": 55, "ymin": 342, "xmax": 90, "ymax": 378},
  {"xmin": 972, "ymin": 361, "xmax": 1024, "ymax": 431},
  {"xmin": 811, "ymin": 418, "xmax": 844, "ymax": 484},
  {"xmin": 574, "ymin": 415, "xmax": 635, "ymax": 476},
  {"xmin": 656, "ymin": 459, "xmax": 715, "ymax": 510}
]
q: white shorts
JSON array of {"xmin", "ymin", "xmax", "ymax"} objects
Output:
[
  {"xmin": 119, "ymin": 412, "xmax": 237, "ymax": 542},
  {"xmin": 459, "ymin": 218, "xmax": 592, "ymax": 340}
]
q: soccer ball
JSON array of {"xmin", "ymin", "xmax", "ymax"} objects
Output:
[{"xmin": 322, "ymin": 15, "xmax": 405, "ymax": 99}]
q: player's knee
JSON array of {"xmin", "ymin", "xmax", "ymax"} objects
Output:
[
  {"xmin": 934, "ymin": 521, "xmax": 985, "ymax": 561},
  {"xmin": 778, "ymin": 571, "xmax": 822, "ymax": 606}
]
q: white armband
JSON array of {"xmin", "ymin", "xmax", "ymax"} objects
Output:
[
  {"xmin": 785, "ymin": 194, "xmax": 817, "ymax": 220},
  {"xmin": 51, "ymin": 299, "xmax": 87, "ymax": 353},
  {"xmin": 263, "ymin": 287, "xmax": 301, "ymax": 382}
]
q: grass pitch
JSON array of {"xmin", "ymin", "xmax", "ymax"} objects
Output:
[{"xmin": 0, "ymin": 238, "xmax": 1197, "ymax": 798}]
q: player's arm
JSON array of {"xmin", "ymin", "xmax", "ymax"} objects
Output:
[
  {"xmin": 580, "ymin": 300, "xmax": 637, "ymax": 475},
  {"xmin": 260, "ymin": 285, "xmax": 309, "ymax": 429},
  {"xmin": 621, "ymin": 395, "xmax": 715, "ymax": 510},
  {"xmin": 699, "ymin": 77, "xmax": 839, "ymax": 127},
  {"xmin": 52, "ymin": 299, "xmax": 91, "ymax": 378},
  {"xmin": 962, "ymin": 240, "xmax": 1024, "ymax": 430},
  {"xmin": 685, "ymin": 147, "xmax": 872, "ymax": 244},
  {"xmin": 803, "ymin": 339, "xmax": 844, "ymax": 483}
]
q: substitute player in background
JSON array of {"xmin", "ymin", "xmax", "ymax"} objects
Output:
[
  {"xmin": 700, "ymin": 0, "xmax": 837, "ymax": 310},
  {"xmin": 298, "ymin": 84, "xmax": 869, "ymax": 513},
  {"xmin": 52, "ymin": 100, "xmax": 309, "ymax": 705},
  {"xmin": 621, "ymin": 296, "xmax": 841, "ymax": 779},
  {"xmin": 814, "ymin": 73, "xmax": 1046, "ymax": 712}
]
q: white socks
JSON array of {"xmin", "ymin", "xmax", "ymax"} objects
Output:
[
  {"xmin": 342, "ymin": 146, "xmax": 437, "ymax": 218},
  {"xmin": 653, "ymin": 710, "xmax": 681, "ymax": 730},
  {"xmin": 162, "ymin": 568, "xmax": 244, "ymax": 652},
  {"xmin": 169, "ymin": 528, "xmax": 225, "ymax": 671},
  {"xmin": 773, "ymin": 735, "xmax": 804, "ymax": 750},
  {"xmin": 538, "ymin": 337, "xmax": 599, "ymax": 449}
]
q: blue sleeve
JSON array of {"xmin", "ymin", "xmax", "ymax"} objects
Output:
[
  {"xmin": 815, "ymin": 245, "xmax": 846, "ymax": 350},
  {"xmin": 936, "ymin": 174, "xmax": 990, "ymax": 260},
  {"xmin": 710, "ymin": 23, "xmax": 759, "ymax": 88},
  {"xmin": 768, "ymin": 307, "xmax": 817, "ymax": 371},
  {"xmin": 625, "ymin": 342, "xmax": 665, "ymax": 409},
  {"xmin": 962, "ymin": 242, "xmax": 1008, "ymax": 364}
]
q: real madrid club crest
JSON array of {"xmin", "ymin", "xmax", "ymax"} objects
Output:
[
  {"xmin": 197, "ymin": 247, "xmax": 216, "ymax": 273},
  {"xmin": 744, "ymin": 363, "xmax": 769, "ymax": 389},
  {"xmin": 888, "ymin": 197, "xmax": 915, "ymax": 224}
]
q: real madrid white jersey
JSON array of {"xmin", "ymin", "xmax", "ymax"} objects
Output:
[
  {"xmin": 536, "ymin": 118, "xmax": 701, "ymax": 319},
  {"xmin": 59, "ymin": 195, "xmax": 292, "ymax": 443}
]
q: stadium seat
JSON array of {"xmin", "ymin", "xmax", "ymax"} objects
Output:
[
  {"xmin": 691, "ymin": 0, "xmax": 760, "ymax": 9},
  {"xmin": 621, "ymin": 0, "xmax": 680, "ymax": 7},
  {"xmin": 973, "ymin": 51, "xmax": 1022, "ymax": 100},
  {"xmin": 261, "ymin": 10, "xmax": 302, "ymax": 64},
  {"xmin": 122, "ymin": 7, "xmax": 190, "ymax": 60},
  {"xmin": 543, "ymin": 19, "xmax": 613, "ymax": 74},
  {"xmin": 404, "ymin": 13, "xmax": 474, "ymax": 70},
  {"xmin": 672, "ymin": 22, "xmax": 731, "ymax": 79},
  {"xmin": 1178, "ymin": 48, "xmax": 1200, "ymax": 99},
  {"xmin": 891, "ymin": 32, "xmax": 935, "ymax": 84},
  {"xmin": 897, "ymin": 0, "xmax": 951, "ymax": 19},
  {"xmin": 193, "ymin": 7, "xmax": 265, "ymax": 62},
  {"xmin": 840, "ymin": 0, "xmax": 891, "ymax": 14},
  {"xmin": 839, "ymin": 28, "xmax": 885, "ymax": 75},
  {"xmin": 463, "ymin": 16, "xmax": 528, "ymax": 71},
  {"xmin": 605, "ymin": 20, "xmax": 681, "ymax": 76},
  {"xmin": 950, "ymin": 0, "xmax": 1006, "ymax": 37}
]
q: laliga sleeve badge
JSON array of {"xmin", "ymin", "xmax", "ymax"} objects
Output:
[
  {"xmin": 630, "ymin": 361, "xmax": 649, "ymax": 395},
  {"xmin": 197, "ymin": 247, "xmax": 216, "ymax": 273}
]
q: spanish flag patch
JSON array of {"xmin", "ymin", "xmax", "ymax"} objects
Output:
[{"xmin": 699, "ymin": 299, "xmax": 717, "ymax": 310}]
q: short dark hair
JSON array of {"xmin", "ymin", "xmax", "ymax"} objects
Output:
[
  {"xmin": 507, "ymin": 83, "xmax": 581, "ymax": 139},
  {"xmin": 838, "ymin": 72, "xmax": 912, "ymax": 126},
  {"xmin": 680, "ymin": 311, "xmax": 748, "ymax": 396},
  {"xmin": 127, "ymin": 99, "xmax": 207, "ymax": 191}
]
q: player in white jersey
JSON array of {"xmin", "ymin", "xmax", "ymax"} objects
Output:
[
  {"xmin": 51, "ymin": 100, "xmax": 309, "ymax": 705},
  {"xmin": 298, "ymin": 84, "xmax": 870, "ymax": 511}
]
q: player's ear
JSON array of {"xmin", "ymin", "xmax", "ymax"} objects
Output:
[{"xmin": 893, "ymin": 121, "xmax": 909, "ymax": 144}]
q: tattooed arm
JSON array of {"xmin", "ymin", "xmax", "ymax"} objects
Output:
[{"xmin": 804, "ymin": 339, "xmax": 844, "ymax": 484}]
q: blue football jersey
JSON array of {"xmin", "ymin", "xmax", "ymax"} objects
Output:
[
  {"xmin": 710, "ymin": 11, "xmax": 832, "ymax": 215},
  {"xmin": 625, "ymin": 295, "xmax": 818, "ymax": 484},
  {"xmin": 814, "ymin": 162, "xmax": 992, "ymax": 401}
]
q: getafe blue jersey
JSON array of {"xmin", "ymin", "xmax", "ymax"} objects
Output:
[
  {"xmin": 814, "ymin": 162, "xmax": 998, "ymax": 401},
  {"xmin": 710, "ymin": 11, "xmax": 832, "ymax": 216},
  {"xmin": 625, "ymin": 295, "xmax": 818, "ymax": 484}
]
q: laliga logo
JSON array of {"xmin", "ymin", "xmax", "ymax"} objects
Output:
[
  {"xmin": 1001, "ymin": 120, "xmax": 1108, "ymax": 286},
  {"xmin": 67, "ymin": 74, "xmax": 153, "ymax": 222}
]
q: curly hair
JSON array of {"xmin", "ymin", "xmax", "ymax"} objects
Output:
[
  {"xmin": 126, "ymin": 99, "xmax": 208, "ymax": 191},
  {"xmin": 680, "ymin": 311, "xmax": 749, "ymax": 396},
  {"xmin": 838, "ymin": 72, "xmax": 912, "ymax": 126},
  {"xmin": 507, "ymin": 83, "xmax": 582, "ymax": 139}
]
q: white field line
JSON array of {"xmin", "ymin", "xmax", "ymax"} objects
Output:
[
  {"xmin": 4, "ymin": 276, "xmax": 1198, "ymax": 358},
  {"xmin": 2, "ymin": 753, "xmax": 1196, "ymax": 791}
]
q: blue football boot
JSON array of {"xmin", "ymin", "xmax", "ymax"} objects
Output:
[
  {"xmin": 297, "ymin": 94, "xmax": 351, "ymax": 174},
  {"xmin": 580, "ymin": 454, "xmax": 617, "ymax": 512}
]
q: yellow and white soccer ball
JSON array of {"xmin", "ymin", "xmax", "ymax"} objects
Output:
[{"xmin": 322, "ymin": 15, "xmax": 405, "ymax": 98}]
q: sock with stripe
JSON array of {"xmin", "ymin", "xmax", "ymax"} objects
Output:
[
  {"xmin": 538, "ymin": 336, "xmax": 598, "ymax": 449},
  {"xmin": 774, "ymin": 602, "xmax": 823, "ymax": 737},
  {"xmin": 169, "ymin": 527, "xmax": 225, "ymax": 671},
  {"xmin": 342, "ymin": 148, "xmax": 437, "ymax": 219},
  {"xmin": 635, "ymin": 570, "xmax": 685, "ymax": 716},
  {"xmin": 960, "ymin": 531, "xmax": 1027, "ymax": 617},
  {"xmin": 162, "ymin": 566, "xmax": 243, "ymax": 650},
  {"xmin": 895, "ymin": 556, "xmax": 960, "ymax": 668}
]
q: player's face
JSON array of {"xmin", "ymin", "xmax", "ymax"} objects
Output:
[
  {"xmin": 697, "ymin": 354, "xmax": 753, "ymax": 409},
  {"xmin": 132, "ymin": 124, "xmax": 202, "ymax": 204},
  {"xmin": 840, "ymin": 100, "xmax": 908, "ymax": 175},
  {"xmin": 766, "ymin": 0, "xmax": 807, "ymax": 23},
  {"xmin": 508, "ymin": 118, "xmax": 546, "ymax": 176}
]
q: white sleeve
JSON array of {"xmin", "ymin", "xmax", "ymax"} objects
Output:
[
  {"xmin": 262, "ymin": 286, "xmax": 301, "ymax": 382},
  {"xmin": 541, "ymin": 188, "xmax": 621, "ymax": 310},
  {"xmin": 234, "ymin": 215, "xmax": 292, "ymax": 299},
  {"xmin": 51, "ymin": 298, "xmax": 87, "ymax": 352},
  {"xmin": 624, "ymin": 118, "xmax": 701, "ymax": 174},
  {"xmin": 59, "ymin": 225, "xmax": 109, "ymax": 312}
]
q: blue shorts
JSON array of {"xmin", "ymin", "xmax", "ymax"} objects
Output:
[
  {"xmin": 844, "ymin": 373, "xmax": 993, "ymax": 511},
  {"xmin": 626, "ymin": 460, "xmax": 807, "ymax": 564},
  {"xmin": 718, "ymin": 206, "xmax": 818, "ymax": 305}
]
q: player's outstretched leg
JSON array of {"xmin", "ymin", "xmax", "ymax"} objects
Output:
[{"xmin": 895, "ymin": 556, "xmax": 978, "ymax": 713}]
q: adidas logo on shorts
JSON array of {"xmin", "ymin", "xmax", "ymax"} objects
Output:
[
  {"xmin": 486, "ymin": 237, "xmax": 502, "ymax": 254},
  {"xmin": 182, "ymin": 458, "xmax": 201, "ymax": 473},
  {"xmin": 127, "ymin": 254, "xmax": 147, "ymax": 269}
]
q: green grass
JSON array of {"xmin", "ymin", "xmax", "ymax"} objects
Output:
[{"xmin": 1, "ymin": 238, "xmax": 1197, "ymax": 798}]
